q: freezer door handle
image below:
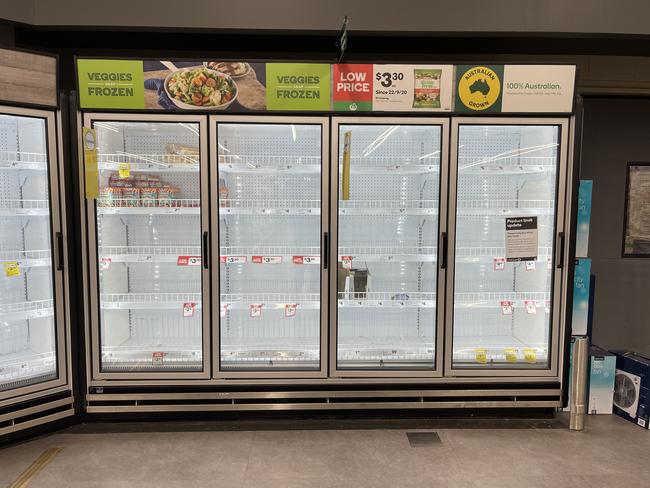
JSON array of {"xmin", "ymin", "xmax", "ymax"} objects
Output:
[
  {"xmin": 55, "ymin": 232, "xmax": 64, "ymax": 271},
  {"xmin": 556, "ymin": 232, "xmax": 565, "ymax": 269},
  {"xmin": 323, "ymin": 232, "xmax": 329, "ymax": 270},
  {"xmin": 202, "ymin": 231, "xmax": 209, "ymax": 269},
  {"xmin": 440, "ymin": 231, "xmax": 448, "ymax": 269}
]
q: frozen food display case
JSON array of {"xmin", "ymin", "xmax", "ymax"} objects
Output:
[
  {"xmin": 330, "ymin": 118, "xmax": 448, "ymax": 377},
  {"xmin": 0, "ymin": 104, "xmax": 73, "ymax": 434},
  {"xmin": 84, "ymin": 114, "xmax": 210, "ymax": 379},
  {"xmin": 211, "ymin": 116, "xmax": 329, "ymax": 378},
  {"xmin": 446, "ymin": 119, "xmax": 569, "ymax": 376}
]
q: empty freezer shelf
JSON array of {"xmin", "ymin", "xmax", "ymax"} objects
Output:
[
  {"xmin": 97, "ymin": 153, "xmax": 199, "ymax": 171},
  {"xmin": 0, "ymin": 199, "xmax": 50, "ymax": 216},
  {"xmin": 337, "ymin": 292, "xmax": 435, "ymax": 308},
  {"xmin": 458, "ymin": 155, "xmax": 557, "ymax": 175},
  {"xmin": 221, "ymin": 293, "xmax": 320, "ymax": 310},
  {"xmin": 0, "ymin": 249, "xmax": 52, "ymax": 268},
  {"xmin": 456, "ymin": 199, "xmax": 555, "ymax": 216},
  {"xmin": 97, "ymin": 198, "xmax": 201, "ymax": 215},
  {"xmin": 219, "ymin": 199, "xmax": 320, "ymax": 215},
  {"xmin": 339, "ymin": 200, "xmax": 438, "ymax": 216},
  {"xmin": 338, "ymin": 336, "xmax": 435, "ymax": 367},
  {"xmin": 0, "ymin": 350, "xmax": 57, "ymax": 390},
  {"xmin": 0, "ymin": 150, "xmax": 48, "ymax": 170},
  {"xmin": 221, "ymin": 338, "xmax": 319, "ymax": 368},
  {"xmin": 100, "ymin": 293, "xmax": 202, "ymax": 310},
  {"xmin": 99, "ymin": 245, "xmax": 201, "ymax": 263},
  {"xmin": 101, "ymin": 336, "xmax": 202, "ymax": 371},
  {"xmin": 453, "ymin": 335, "xmax": 548, "ymax": 366},
  {"xmin": 0, "ymin": 299, "xmax": 54, "ymax": 322}
]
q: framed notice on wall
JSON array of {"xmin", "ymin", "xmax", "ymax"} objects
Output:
[{"xmin": 623, "ymin": 163, "xmax": 650, "ymax": 257}]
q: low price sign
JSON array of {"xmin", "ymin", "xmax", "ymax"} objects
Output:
[{"xmin": 333, "ymin": 64, "xmax": 373, "ymax": 111}]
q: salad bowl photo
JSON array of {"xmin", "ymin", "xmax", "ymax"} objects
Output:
[{"xmin": 164, "ymin": 66, "xmax": 238, "ymax": 110}]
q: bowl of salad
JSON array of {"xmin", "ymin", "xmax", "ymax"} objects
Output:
[{"xmin": 165, "ymin": 67, "xmax": 237, "ymax": 110}]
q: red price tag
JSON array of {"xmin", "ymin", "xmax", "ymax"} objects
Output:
[
  {"xmin": 493, "ymin": 258, "xmax": 505, "ymax": 271},
  {"xmin": 250, "ymin": 304, "xmax": 262, "ymax": 317},
  {"xmin": 100, "ymin": 257, "xmax": 112, "ymax": 270},
  {"xmin": 183, "ymin": 302, "xmax": 196, "ymax": 317},
  {"xmin": 285, "ymin": 304, "xmax": 297, "ymax": 317},
  {"xmin": 500, "ymin": 300, "xmax": 513, "ymax": 315},
  {"xmin": 525, "ymin": 300, "xmax": 537, "ymax": 314},
  {"xmin": 341, "ymin": 256, "xmax": 353, "ymax": 269},
  {"xmin": 292, "ymin": 256, "xmax": 320, "ymax": 265},
  {"xmin": 178, "ymin": 255, "xmax": 202, "ymax": 266},
  {"xmin": 220, "ymin": 304, "xmax": 228, "ymax": 318},
  {"xmin": 252, "ymin": 256, "xmax": 282, "ymax": 264},
  {"xmin": 152, "ymin": 351, "xmax": 165, "ymax": 365},
  {"xmin": 220, "ymin": 256, "xmax": 247, "ymax": 264}
]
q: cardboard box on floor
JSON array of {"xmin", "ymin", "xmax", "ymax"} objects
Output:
[
  {"xmin": 611, "ymin": 351, "xmax": 650, "ymax": 429},
  {"xmin": 588, "ymin": 346, "xmax": 616, "ymax": 415}
]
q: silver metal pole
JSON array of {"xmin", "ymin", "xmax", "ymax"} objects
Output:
[{"xmin": 569, "ymin": 336, "xmax": 589, "ymax": 431}]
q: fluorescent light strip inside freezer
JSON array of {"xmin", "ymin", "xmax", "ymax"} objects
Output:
[
  {"xmin": 95, "ymin": 121, "xmax": 203, "ymax": 372},
  {"xmin": 337, "ymin": 124, "xmax": 442, "ymax": 370},
  {"xmin": 217, "ymin": 123, "xmax": 322, "ymax": 371},
  {"xmin": 452, "ymin": 125, "xmax": 559, "ymax": 369},
  {"xmin": 0, "ymin": 114, "xmax": 57, "ymax": 391}
]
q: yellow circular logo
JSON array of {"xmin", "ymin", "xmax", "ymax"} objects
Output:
[{"xmin": 458, "ymin": 66, "xmax": 501, "ymax": 111}]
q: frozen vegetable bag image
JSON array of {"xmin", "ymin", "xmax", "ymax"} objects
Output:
[{"xmin": 413, "ymin": 69, "xmax": 441, "ymax": 108}]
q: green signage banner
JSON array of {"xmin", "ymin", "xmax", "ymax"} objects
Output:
[
  {"xmin": 266, "ymin": 63, "xmax": 331, "ymax": 111},
  {"xmin": 78, "ymin": 59, "xmax": 145, "ymax": 109}
]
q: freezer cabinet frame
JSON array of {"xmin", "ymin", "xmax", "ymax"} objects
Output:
[
  {"xmin": 444, "ymin": 117, "xmax": 571, "ymax": 378},
  {"xmin": 82, "ymin": 113, "xmax": 212, "ymax": 381},
  {"xmin": 210, "ymin": 115, "xmax": 330, "ymax": 379},
  {"xmin": 0, "ymin": 105, "xmax": 70, "ymax": 402},
  {"xmin": 329, "ymin": 117, "xmax": 450, "ymax": 378}
]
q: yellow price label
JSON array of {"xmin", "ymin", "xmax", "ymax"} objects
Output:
[
  {"xmin": 3, "ymin": 261, "xmax": 20, "ymax": 277},
  {"xmin": 505, "ymin": 348, "xmax": 518, "ymax": 363},
  {"xmin": 118, "ymin": 163, "xmax": 131, "ymax": 178},
  {"xmin": 475, "ymin": 348, "xmax": 488, "ymax": 364},
  {"xmin": 523, "ymin": 348, "xmax": 537, "ymax": 364}
]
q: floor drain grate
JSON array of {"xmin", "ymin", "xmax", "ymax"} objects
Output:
[{"xmin": 406, "ymin": 431, "xmax": 441, "ymax": 447}]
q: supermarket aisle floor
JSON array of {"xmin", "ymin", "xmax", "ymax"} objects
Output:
[{"xmin": 0, "ymin": 414, "xmax": 648, "ymax": 488}]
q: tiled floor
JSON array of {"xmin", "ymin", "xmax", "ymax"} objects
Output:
[{"xmin": 0, "ymin": 414, "xmax": 648, "ymax": 487}]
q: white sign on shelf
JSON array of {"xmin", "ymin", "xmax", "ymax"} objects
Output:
[
  {"xmin": 182, "ymin": 302, "xmax": 196, "ymax": 317},
  {"xmin": 372, "ymin": 64, "xmax": 453, "ymax": 112},
  {"xmin": 524, "ymin": 300, "xmax": 537, "ymax": 314},
  {"xmin": 525, "ymin": 260, "xmax": 536, "ymax": 271},
  {"xmin": 493, "ymin": 257, "xmax": 506, "ymax": 271},
  {"xmin": 500, "ymin": 300, "xmax": 513, "ymax": 315},
  {"xmin": 252, "ymin": 256, "xmax": 282, "ymax": 264},
  {"xmin": 501, "ymin": 65, "xmax": 576, "ymax": 113},
  {"xmin": 220, "ymin": 256, "xmax": 247, "ymax": 264}
]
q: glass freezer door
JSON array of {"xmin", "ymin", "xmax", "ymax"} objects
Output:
[
  {"xmin": 214, "ymin": 119, "xmax": 327, "ymax": 375},
  {"xmin": 450, "ymin": 121, "xmax": 565, "ymax": 372},
  {"xmin": 90, "ymin": 117, "xmax": 208, "ymax": 376},
  {"xmin": 0, "ymin": 111, "xmax": 61, "ymax": 394},
  {"xmin": 333, "ymin": 120, "xmax": 446, "ymax": 374}
]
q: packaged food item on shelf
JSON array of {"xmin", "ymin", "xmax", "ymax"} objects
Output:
[
  {"xmin": 219, "ymin": 178, "xmax": 229, "ymax": 207},
  {"xmin": 158, "ymin": 186, "xmax": 179, "ymax": 207},
  {"xmin": 121, "ymin": 187, "xmax": 140, "ymax": 207},
  {"xmin": 140, "ymin": 187, "xmax": 158, "ymax": 207},
  {"xmin": 98, "ymin": 187, "xmax": 121, "ymax": 207},
  {"xmin": 165, "ymin": 144, "xmax": 200, "ymax": 165},
  {"xmin": 337, "ymin": 262, "xmax": 371, "ymax": 299},
  {"xmin": 109, "ymin": 172, "xmax": 133, "ymax": 188}
]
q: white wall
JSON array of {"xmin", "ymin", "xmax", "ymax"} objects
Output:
[{"xmin": 1, "ymin": 0, "xmax": 650, "ymax": 35}]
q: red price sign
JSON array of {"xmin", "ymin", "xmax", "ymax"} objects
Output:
[
  {"xmin": 341, "ymin": 256, "xmax": 353, "ymax": 269},
  {"xmin": 252, "ymin": 256, "xmax": 282, "ymax": 264},
  {"xmin": 250, "ymin": 304, "xmax": 263, "ymax": 317},
  {"xmin": 285, "ymin": 304, "xmax": 297, "ymax": 317},
  {"xmin": 178, "ymin": 255, "xmax": 202, "ymax": 266},
  {"xmin": 183, "ymin": 302, "xmax": 196, "ymax": 317},
  {"xmin": 292, "ymin": 255, "xmax": 320, "ymax": 265},
  {"xmin": 500, "ymin": 300, "xmax": 513, "ymax": 315},
  {"xmin": 493, "ymin": 258, "xmax": 505, "ymax": 271},
  {"xmin": 220, "ymin": 256, "xmax": 247, "ymax": 264}
]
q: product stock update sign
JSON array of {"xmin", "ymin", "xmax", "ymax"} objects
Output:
[{"xmin": 76, "ymin": 58, "xmax": 576, "ymax": 114}]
